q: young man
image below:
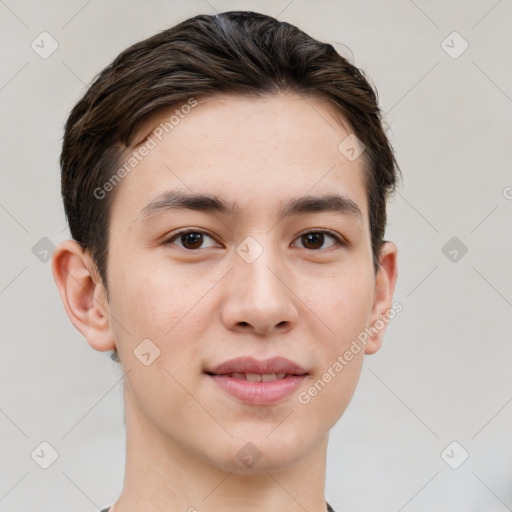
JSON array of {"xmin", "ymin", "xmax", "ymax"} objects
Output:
[{"xmin": 52, "ymin": 11, "xmax": 399, "ymax": 512}]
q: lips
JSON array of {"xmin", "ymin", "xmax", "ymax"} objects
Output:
[
  {"xmin": 206, "ymin": 356, "xmax": 308, "ymax": 377},
  {"xmin": 205, "ymin": 357, "xmax": 308, "ymax": 405},
  {"xmin": 224, "ymin": 372, "xmax": 288, "ymax": 381}
]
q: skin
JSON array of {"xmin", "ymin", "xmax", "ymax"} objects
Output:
[{"xmin": 52, "ymin": 93, "xmax": 397, "ymax": 512}]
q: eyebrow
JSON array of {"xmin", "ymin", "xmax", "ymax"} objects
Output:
[{"xmin": 137, "ymin": 190, "xmax": 363, "ymax": 222}]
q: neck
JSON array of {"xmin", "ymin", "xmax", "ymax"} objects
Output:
[{"xmin": 112, "ymin": 387, "xmax": 330, "ymax": 512}]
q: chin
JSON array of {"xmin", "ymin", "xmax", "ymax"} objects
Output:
[{"xmin": 203, "ymin": 428, "xmax": 316, "ymax": 474}]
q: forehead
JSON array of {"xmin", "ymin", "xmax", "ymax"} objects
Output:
[{"xmin": 110, "ymin": 93, "xmax": 369, "ymax": 226}]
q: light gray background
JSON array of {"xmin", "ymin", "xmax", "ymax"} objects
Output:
[{"xmin": 1, "ymin": 1, "xmax": 511, "ymax": 510}]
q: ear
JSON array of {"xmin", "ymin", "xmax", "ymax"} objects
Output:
[
  {"xmin": 364, "ymin": 241, "xmax": 398, "ymax": 355},
  {"xmin": 51, "ymin": 240, "xmax": 115, "ymax": 352}
]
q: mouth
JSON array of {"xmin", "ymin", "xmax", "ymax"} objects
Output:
[
  {"xmin": 205, "ymin": 356, "xmax": 308, "ymax": 376},
  {"xmin": 206, "ymin": 372, "xmax": 294, "ymax": 381},
  {"xmin": 205, "ymin": 357, "xmax": 308, "ymax": 405}
]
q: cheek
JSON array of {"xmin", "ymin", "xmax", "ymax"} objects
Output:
[
  {"xmin": 109, "ymin": 257, "xmax": 202, "ymax": 338},
  {"xmin": 107, "ymin": 257, "xmax": 218, "ymax": 382},
  {"xmin": 297, "ymin": 267, "xmax": 374, "ymax": 420},
  {"xmin": 304, "ymin": 265, "xmax": 375, "ymax": 338},
  {"xmin": 108, "ymin": 265, "xmax": 208, "ymax": 416}
]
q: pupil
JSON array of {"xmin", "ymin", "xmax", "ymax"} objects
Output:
[
  {"xmin": 304, "ymin": 233, "xmax": 323, "ymax": 249},
  {"xmin": 183, "ymin": 232, "xmax": 202, "ymax": 249}
]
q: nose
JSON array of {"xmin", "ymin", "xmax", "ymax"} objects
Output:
[{"xmin": 220, "ymin": 244, "xmax": 299, "ymax": 336}]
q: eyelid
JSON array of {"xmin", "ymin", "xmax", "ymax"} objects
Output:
[
  {"xmin": 292, "ymin": 228, "xmax": 348, "ymax": 248},
  {"xmin": 163, "ymin": 227, "xmax": 348, "ymax": 251},
  {"xmin": 164, "ymin": 228, "xmax": 221, "ymax": 248}
]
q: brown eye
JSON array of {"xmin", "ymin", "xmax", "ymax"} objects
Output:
[
  {"xmin": 165, "ymin": 230, "xmax": 220, "ymax": 250},
  {"xmin": 180, "ymin": 232, "xmax": 203, "ymax": 250},
  {"xmin": 294, "ymin": 231, "xmax": 344, "ymax": 250}
]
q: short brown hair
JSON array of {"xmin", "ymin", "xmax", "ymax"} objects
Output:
[{"xmin": 61, "ymin": 10, "xmax": 399, "ymax": 293}]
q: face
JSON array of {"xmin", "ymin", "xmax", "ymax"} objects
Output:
[{"xmin": 92, "ymin": 93, "xmax": 393, "ymax": 471}]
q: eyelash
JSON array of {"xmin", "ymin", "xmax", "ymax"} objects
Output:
[{"xmin": 163, "ymin": 229, "xmax": 347, "ymax": 251}]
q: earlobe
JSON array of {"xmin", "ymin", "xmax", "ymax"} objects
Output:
[
  {"xmin": 51, "ymin": 240, "xmax": 115, "ymax": 352},
  {"xmin": 364, "ymin": 241, "xmax": 398, "ymax": 355}
]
